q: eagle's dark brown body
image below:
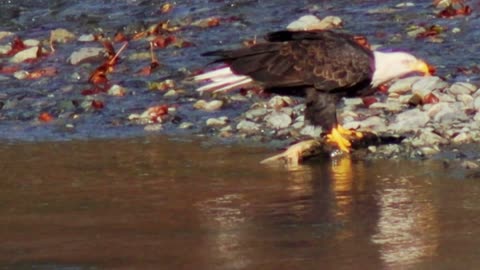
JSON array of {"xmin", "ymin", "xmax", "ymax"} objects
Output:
[{"xmin": 202, "ymin": 30, "xmax": 375, "ymax": 131}]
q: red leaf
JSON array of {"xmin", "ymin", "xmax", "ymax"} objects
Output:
[
  {"xmin": 91, "ymin": 100, "xmax": 104, "ymax": 109},
  {"xmin": 147, "ymin": 105, "xmax": 169, "ymax": 122},
  {"xmin": 38, "ymin": 112, "xmax": 54, "ymax": 122},
  {"xmin": 362, "ymin": 96, "xmax": 378, "ymax": 107},
  {"xmin": 377, "ymin": 84, "xmax": 389, "ymax": 94},
  {"xmin": 6, "ymin": 36, "xmax": 26, "ymax": 56},
  {"xmin": 26, "ymin": 67, "xmax": 57, "ymax": 80},
  {"xmin": 423, "ymin": 93, "xmax": 439, "ymax": 104}
]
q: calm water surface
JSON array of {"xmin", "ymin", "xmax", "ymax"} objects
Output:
[{"xmin": 1, "ymin": 137, "xmax": 480, "ymax": 269}]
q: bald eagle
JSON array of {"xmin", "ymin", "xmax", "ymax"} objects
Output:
[{"xmin": 194, "ymin": 30, "xmax": 431, "ymax": 162}]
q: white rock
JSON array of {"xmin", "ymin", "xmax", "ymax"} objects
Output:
[
  {"xmin": 456, "ymin": 94, "xmax": 473, "ymax": 109},
  {"xmin": 369, "ymin": 101, "xmax": 404, "ymax": 112},
  {"xmin": 179, "ymin": 122, "xmax": 194, "ymax": 129},
  {"xmin": 448, "ymin": 82, "xmax": 477, "ymax": 95},
  {"xmin": 0, "ymin": 31, "xmax": 13, "ymax": 40},
  {"xmin": 13, "ymin": 70, "xmax": 28, "ymax": 80},
  {"xmin": 245, "ymin": 108, "xmax": 268, "ymax": 120},
  {"xmin": 453, "ymin": 132, "xmax": 471, "ymax": 144},
  {"xmin": 474, "ymin": 96, "xmax": 480, "ymax": 111},
  {"xmin": 410, "ymin": 129, "xmax": 447, "ymax": 147},
  {"xmin": 411, "ymin": 76, "xmax": 448, "ymax": 98},
  {"xmin": 107, "ymin": 84, "xmax": 127, "ymax": 96},
  {"xmin": 10, "ymin": 46, "xmax": 39, "ymax": 63},
  {"xmin": 0, "ymin": 44, "xmax": 11, "ymax": 54},
  {"xmin": 343, "ymin": 97, "xmax": 364, "ymax": 107},
  {"xmin": 193, "ymin": 99, "xmax": 223, "ymax": 111},
  {"xmin": 265, "ymin": 111, "xmax": 292, "ymax": 129},
  {"xmin": 268, "ymin": 96, "xmax": 293, "ymax": 108},
  {"xmin": 287, "ymin": 15, "xmax": 342, "ymax": 31},
  {"xmin": 78, "ymin": 34, "xmax": 96, "ymax": 42},
  {"xmin": 388, "ymin": 76, "xmax": 423, "ymax": 94},
  {"xmin": 206, "ymin": 116, "xmax": 228, "ymax": 127},
  {"xmin": 354, "ymin": 116, "xmax": 387, "ymax": 132},
  {"xmin": 388, "ymin": 108, "xmax": 430, "ymax": 133},
  {"xmin": 69, "ymin": 47, "xmax": 105, "ymax": 65},
  {"xmin": 428, "ymin": 102, "xmax": 466, "ymax": 123},
  {"xmin": 23, "ymin": 39, "xmax": 40, "ymax": 47},
  {"xmin": 236, "ymin": 120, "xmax": 260, "ymax": 133}
]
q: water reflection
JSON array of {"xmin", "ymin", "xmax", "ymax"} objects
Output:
[{"xmin": 372, "ymin": 176, "xmax": 439, "ymax": 268}]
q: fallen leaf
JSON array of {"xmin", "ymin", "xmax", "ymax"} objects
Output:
[
  {"xmin": 38, "ymin": 112, "xmax": 54, "ymax": 122},
  {"xmin": 91, "ymin": 100, "xmax": 105, "ymax": 109}
]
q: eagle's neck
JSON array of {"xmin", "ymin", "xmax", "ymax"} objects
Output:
[{"xmin": 371, "ymin": 51, "xmax": 417, "ymax": 88}]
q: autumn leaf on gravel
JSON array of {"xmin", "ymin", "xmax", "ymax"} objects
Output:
[
  {"xmin": 191, "ymin": 17, "xmax": 221, "ymax": 28},
  {"xmin": 38, "ymin": 112, "xmax": 54, "ymax": 122}
]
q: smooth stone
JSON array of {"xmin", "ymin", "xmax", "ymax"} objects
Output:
[
  {"xmin": 10, "ymin": 46, "xmax": 38, "ymax": 63},
  {"xmin": 236, "ymin": 120, "xmax": 260, "ymax": 133},
  {"xmin": 448, "ymin": 82, "xmax": 477, "ymax": 95},
  {"xmin": 245, "ymin": 108, "xmax": 268, "ymax": 120},
  {"xmin": 69, "ymin": 47, "xmax": 105, "ymax": 65},
  {"xmin": 300, "ymin": 125, "xmax": 323, "ymax": 137},
  {"xmin": 388, "ymin": 108, "xmax": 430, "ymax": 133},
  {"xmin": 193, "ymin": 99, "xmax": 223, "ymax": 111},
  {"xmin": 206, "ymin": 116, "xmax": 228, "ymax": 127},
  {"xmin": 388, "ymin": 76, "xmax": 423, "ymax": 94},
  {"xmin": 265, "ymin": 111, "xmax": 292, "ymax": 129},
  {"xmin": 411, "ymin": 76, "xmax": 448, "ymax": 98}
]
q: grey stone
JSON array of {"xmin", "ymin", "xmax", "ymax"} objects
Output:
[{"xmin": 265, "ymin": 111, "xmax": 292, "ymax": 129}]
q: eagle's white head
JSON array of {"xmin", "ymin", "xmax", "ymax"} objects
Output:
[{"xmin": 371, "ymin": 51, "xmax": 432, "ymax": 87}]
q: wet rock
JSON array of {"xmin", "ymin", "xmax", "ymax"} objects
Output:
[
  {"xmin": 388, "ymin": 76, "xmax": 422, "ymax": 95},
  {"xmin": 10, "ymin": 46, "xmax": 39, "ymax": 63},
  {"xmin": 236, "ymin": 120, "xmax": 260, "ymax": 133},
  {"xmin": 50, "ymin": 28, "xmax": 76, "ymax": 43},
  {"xmin": 206, "ymin": 116, "xmax": 228, "ymax": 127},
  {"xmin": 461, "ymin": 160, "xmax": 479, "ymax": 169},
  {"xmin": 409, "ymin": 129, "xmax": 447, "ymax": 147},
  {"xmin": 245, "ymin": 108, "xmax": 268, "ymax": 120},
  {"xmin": 287, "ymin": 15, "xmax": 342, "ymax": 31},
  {"xmin": 389, "ymin": 108, "xmax": 429, "ymax": 133},
  {"xmin": 265, "ymin": 111, "xmax": 292, "ymax": 129},
  {"xmin": 448, "ymin": 82, "xmax": 477, "ymax": 95},
  {"xmin": 300, "ymin": 125, "xmax": 322, "ymax": 137},
  {"xmin": 193, "ymin": 99, "xmax": 223, "ymax": 111},
  {"xmin": 179, "ymin": 122, "xmax": 194, "ymax": 129},
  {"xmin": 69, "ymin": 47, "xmax": 105, "ymax": 65}
]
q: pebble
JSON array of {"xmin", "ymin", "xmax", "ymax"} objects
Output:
[
  {"xmin": 10, "ymin": 46, "xmax": 39, "ymax": 63},
  {"xmin": 411, "ymin": 76, "xmax": 448, "ymax": 97},
  {"xmin": 388, "ymin": 108, "xmax": 429, "ymax": 133},
  {"xmin": 236, "ymin": 120, "xmax": 260, "ymax": 133},
  {"xmin": 287, "ymin": 15, "xmax": 342, "ymax": 31},
  {"xmin": 268, "ymin": 96, "xmax": 293, "ymax": 109},
  {"xmin": 388, "ymin": 76, "xmax": 423, "ymax": 95},
  {"xmin": 206, "ymin": 116, "xmax": 228, "ymax": 127},
  {"xmin": 107, "ymin": 84, "xmax": 127, "ymax": 96},
  {"xmin": 245, "ymin": 108, "xmax": 268, "ymax": 120},
  {"xmin": 179, "ymin": 122, "xmax": 194, "ymax": 129},
  {"xmin": 193, "ymin": 99, "xmax": 223, "ymax": 111},
  {"xmin": 265, "ymin": 111, "xmax": 292, "ymax": 129},
  {"xmin": 50, "ymin": 28, "xmax": 76, "ymax": 43},
  {"xmin": 69, "ymin": 47, "xmax": 105, "ymax": 65},
  {"xmin": 300, "ymin": 125, "xmax": 322, "ymax": 137},
  {"xmin": 448, "ymin": 82, "xmax": 477, "ymax": 96}
]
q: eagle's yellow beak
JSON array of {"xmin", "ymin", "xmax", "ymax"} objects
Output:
[{"xmin": 414, "ymin": 60, "xmax": 435, "ymax": 76}]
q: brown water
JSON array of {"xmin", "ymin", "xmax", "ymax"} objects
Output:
[{"xmin": 1, "ymin": 137, "xmax": 480, "ymax": 270}]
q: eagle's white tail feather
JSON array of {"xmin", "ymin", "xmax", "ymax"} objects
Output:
[{"xmin": 194, "ymin": 67, "xmax": 253, "ymax": 93}]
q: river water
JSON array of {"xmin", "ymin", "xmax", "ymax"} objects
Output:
[{"xmin": 2, "ymin": 137, "xmax": 480, "ymax": 269}]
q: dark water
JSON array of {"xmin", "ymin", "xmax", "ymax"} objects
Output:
[{"xmin": 2, "ymin": 137, "xmax": 480, "ymax": 269}]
